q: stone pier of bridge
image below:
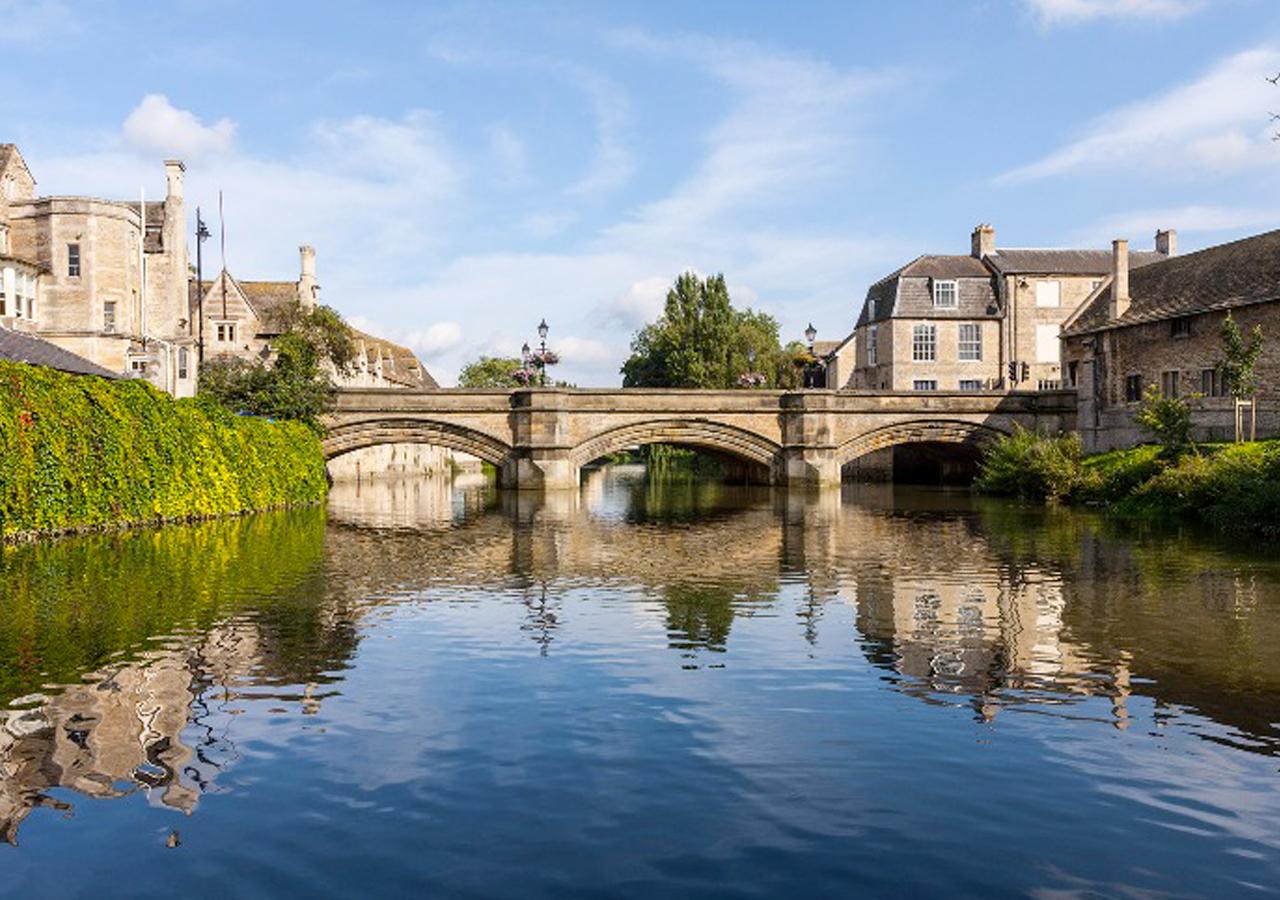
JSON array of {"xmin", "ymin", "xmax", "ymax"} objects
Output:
[{"xmin": 321, "ymin": 388, "xmax": 1077, "ymax": 490}]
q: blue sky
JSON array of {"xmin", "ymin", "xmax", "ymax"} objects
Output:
[{"xmin": 4, "ymin": 0, "xmax": 1278, "ymax": 384}]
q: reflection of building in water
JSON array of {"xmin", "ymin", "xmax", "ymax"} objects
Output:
[
  {"xmin": 326, "ymin": 443, "xmax": 482, "ymax": 482},
  {"xmin": 327, "ymin": 471, "xmax": 494, "ymax": 530},
  {"xmin": 0, "ymin": 614, "xmax": 348, "ymax": 844}
]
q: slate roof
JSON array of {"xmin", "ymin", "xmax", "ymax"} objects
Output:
[
  {"xmin": 0, "ymin": 327, "xmax": 119, "ymax": 378},
  {"xmin": 855, "ymin": 255, "xmax": 998, "ymax": 327},
  {"xmin": 985, "ymin": 248, "xmax": 1165, "ymax": 276},
  {"xmin": 1062, "ymin": 229, "xmax": 1280, "ymax": 337}
]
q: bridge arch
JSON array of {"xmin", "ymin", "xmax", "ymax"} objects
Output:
[
  {"xmin": 321, "ymin": 417, "xmax": 514, "ymax": 469},
  {"xmin": 569, "ymin": 419, "xmax": 783, "ymax": 476},
  {"xmin": 835, "ymin": 419, "xmax": 1008, "ymax": 468}
]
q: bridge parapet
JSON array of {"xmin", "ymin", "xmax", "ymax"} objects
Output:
[{"xmin": 323, "ymin": 388, "xmax": 1077, "ymax": 490}]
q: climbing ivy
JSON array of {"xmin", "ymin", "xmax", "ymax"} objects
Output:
[{"xmin": 0, "ymin": 361, "xmax": 328, "ymax": 540}]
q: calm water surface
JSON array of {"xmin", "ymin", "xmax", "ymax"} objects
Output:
[{"xmin": 1, "ymin": 468, "xmax": 1278, "ymax": 898}]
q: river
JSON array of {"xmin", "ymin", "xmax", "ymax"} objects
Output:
[{"xmin": 1, "ymin": 467, "xmax": 1278, "ymax": 898}]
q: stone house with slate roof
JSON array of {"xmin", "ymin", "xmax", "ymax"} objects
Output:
[
  {"xmin": 191, "ymin": 245, "xmax": 437, "ymax": 390},
  {"xmin": 1061, "ymin": 229, "xmax": 1280, "ymax": 451},
  {"xmin": 844, "ymin": 225, "xmax": 1171, "ymax": 392},
  {"xmin": 0, "ymin": 144, "xmax": 197, "ymax": 396}
]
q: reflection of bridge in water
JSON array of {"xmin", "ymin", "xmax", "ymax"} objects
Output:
[{"xmin": 322, "ymin": 388, "xmax": 1077, "ymax": 488}]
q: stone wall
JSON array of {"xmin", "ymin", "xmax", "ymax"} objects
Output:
[{"xmin": 1070, "ymin": 301, "xmax": 1280, "ymax": 451}]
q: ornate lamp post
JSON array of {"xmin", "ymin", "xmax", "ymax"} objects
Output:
[
  {"xmin": 194, "ymin": 209, "xmax": 211, "ymax": 367},
  {"xmin": 802, "ymin": 323, "xmax": 825, "ymax": 388}
]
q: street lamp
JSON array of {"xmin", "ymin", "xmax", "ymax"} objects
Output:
[
  {"xmin": 804, "ymin": 322, "xmax": 817, "ymax": 349},
  {"xmin": 521, "ymin": 342, "xmax": 531, "ymax": 364},
  {"xmin": 194, "ymin": 209, "xmax": 211, "ymax": 367},
  {"xmin": 803, "ymin": 323, "xmax": 824, "ymax": 389},
  {"xmin": 537, "ymin": 318, "xmax": 549, "ymax": 348}
]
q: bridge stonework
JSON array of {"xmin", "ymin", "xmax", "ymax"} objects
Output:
[{"xmin": 322, "ymin": 388, "xmax": 1077, "ymax": 489}]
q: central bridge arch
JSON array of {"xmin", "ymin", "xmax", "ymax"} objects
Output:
[
  {"xmin": 569, "ymin": 419, "xmax": 783, "ymax": 480},
  {"xmin": 835, "ymin": 419, "xmax": 1007, "ymax": 467}
]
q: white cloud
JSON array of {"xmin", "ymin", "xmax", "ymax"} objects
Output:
[
  {"xmin": 403, "ymin": 321, "xmax": 465, "ymax": 356},
  {"xmin": 998, "ymin": 46, "xmax": 1280, "ymax": 182},
  {"xmin": 598, "ymin": 276, "xmax": 671, "ymax": 329},
  {"xmin": 123, "ymin": 94, "xmax": 236, "ymax": 159},
  {"xmin": 1021, "ymin": 0, "xmax": 1203, "ymax": 28}
]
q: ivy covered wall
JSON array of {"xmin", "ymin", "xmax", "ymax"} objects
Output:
[{"xmin": 0, "ymin": 362, "xmax": 328, "ymax": 539}]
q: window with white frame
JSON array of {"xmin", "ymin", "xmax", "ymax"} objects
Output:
[
  {"xmin": 67, "ymin": 243, "xmax": 81, "ymax": 278},
  {"xmin": 1035, "ymin": 280, "xmax": 1061, "ymax": 307},
  {"xmin": 0, "ymin": 272, "xmax": 7, "ymax": 317},
  {"xmin": 178, "ymin": 347, "xmax": 189, "ymax": 380},
  {"xmin": 866, "ymin": 325, "xmax": 877, "ymax": 366},
  {"xmin": 103, "ymin": 301, "xmax": 117, "ymax": 333},
  {"xmin": 215, "ymin": 322, "xmax": 236, "ymax": 343},
  {"xmin": 932, "ymin": 279, "xmax": 957, "ymax": 308},
  {"xmin": 913, "ymin": 379, "xmax": 937, "ymax": 391},
  {"xmin": 867, "ymin": 298, "xmax": 877, "ymax": 319},
  {"xmin": 1035, "ymin": 324, "xmax": 1060, "ymax": 363},
  {"xmin": 912, "ymin": 323, "xmax": 936, "ymax": 361},
  {"xmin": 958, "ymin": 323, "xmax": 982, "ymax": 361},
  {"xmin": 958, "ymin": 379, "xmax": 983, "ymax": 391},
  {"xmin": 16, "ymin": 272, "xmax": 34, "ymax": 319}
]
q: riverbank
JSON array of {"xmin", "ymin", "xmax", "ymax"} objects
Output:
[
  {"xmin": 0, "ymin": 361, "xmax": 328, "ymax": 541},
  {"xmin": 976, "ymin": 429, "xmax": 1280, "ymax": 536}
]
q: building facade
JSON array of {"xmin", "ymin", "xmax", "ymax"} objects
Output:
[
  {"xmin": 1061, "ymin": 229, "xmax": 1280, "ymax": 451},
  {"xmin": 843, "ymin": 225, "xmax": 1170, "ymax": 392},
  {"xmin": 0, "ymin": 144, "xmax": 196, "ymax": 396},
  {"xmin": 192, "ymin": 245, "xmax": 437, "ymax": 390}
]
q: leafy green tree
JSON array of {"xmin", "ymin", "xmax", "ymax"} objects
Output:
[
  {"xmin": 620, "ymin": 272, "xmax": 790, "ymax": 388},
  {"xmin": 199, "ymin": 303, "xmax": 355, "ymax": 425},
  {"xmin": 1218, "ymin": 313, "xmax": 1264, "ymax": 400},
  {"xmin": 1136, "ymin": 385, "xmax": 1194, "ymax": 456},
  {"xmin": 458, "ymin": 356, "xmax": 525, "ymax": 388}
]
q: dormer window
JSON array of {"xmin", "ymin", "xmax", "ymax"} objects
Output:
[
  {"xmin": 932, "ymin": 279, "xmax": 957, "ymax": 308},
  {"xmin": 867, "ymin": 298, "xmax": 877, "ymax": 319}
]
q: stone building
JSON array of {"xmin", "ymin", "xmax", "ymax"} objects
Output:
[
  {"xmin": 843, "ymin": 225, "xmax": 1170, "ymax": 392},
  {"xmin": 191, "ymin": 244, "xmax": 437, "ymax": 390},
  {"xmin": 0, "ymin": 144, "xmax": 196, "ymax": 396},
  {"xmin": 1061, "ymin": 228, "xmax": 1280, "ymax": 451}
]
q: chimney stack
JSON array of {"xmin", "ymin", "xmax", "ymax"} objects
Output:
[
  {"xmin": 1155, "ymin": 228, "xmax": 1177, "ymax": 257},
  {"xmin": 971, "ymin": 224, "xmax": 995, "ymax": 259},
  {"xmin": 1110, "ymin": 239, "xmax": 1130, "ymax": 320},
  {"xmin": 299, "ymin": 245, "xmax": 317, "ymax": 308},
  {"xmin": 163, "ymin": 160, "xmax": 185, "ymax": 201}
]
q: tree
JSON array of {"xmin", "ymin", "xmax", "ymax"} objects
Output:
[
  {"xmin": 1218, "ymin": 312, "xmax": 1264, "ymax": 400},
  {"xmin": 1136, "ymin": 385, "xmax": 1193, "ymax": 456},
  {"xmin": 458, "ymin": 356, "xmax": 524, "ymax": 388},
  {"xmin": 620, "ymin": 272, "xmax": 790, "ymax": 388},
  {"xmin": 198, "ymin": 302, "xmax": 355, "ymax": 426}
]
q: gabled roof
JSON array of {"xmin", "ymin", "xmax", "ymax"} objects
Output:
[
  {"xmin": 190, "ymin": 273, "xmax": 297, "ymax": 330},
  {"xmin": 1062, "ymin": 228, "xmax": 1280, "ymax": 337},
  {"xmin": 350, "ymin": 329, "xmax": 438, "ymax": 389},
  {"xmin": 0, "ymin": 327, "xmax": 120, "ymax": 378},
  {"xmin": 0, "ymin": 143, "xmax": 30, "ymax": 180},
  {"xmin": 985, "ymin": 248, "xmax": 1165, "ymax": 276}
]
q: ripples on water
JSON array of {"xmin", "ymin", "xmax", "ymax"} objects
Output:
[{"xmin": 1, "ymin": 467, "xmax": 1278, "ymax": 898}]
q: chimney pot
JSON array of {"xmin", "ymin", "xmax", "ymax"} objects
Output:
[
  {"xmin": 163, "ymin": 160, "xmax": 185, "ymax": 201},
  {"xmin": 299, "ymin": 244, "xmax": 317, "ymax": 308},
  {"xmin": 1110, "ymin": 239, "xmax": 1130, "ymax": 321},
  {"xmin": 971, "ymin": 224, "xmax": 995, "ymax": 259},
  {"xmin": 1155, "ymin": 228, "xmax": 1177, "ymax": 257}
]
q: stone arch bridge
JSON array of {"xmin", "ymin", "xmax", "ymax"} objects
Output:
[{"xmin": 322, "ymin": 389, "xmax": 1076, "ymax": 489}]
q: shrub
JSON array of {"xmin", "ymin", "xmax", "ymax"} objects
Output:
[
  {"xmin": 975, "ymin": 428, "xmax": 1086, "ymax": 500},
  {"xmin": 1135, "ymin": 386, "xmax": 1194, "ymax": 455},
  {"xmin": 0, "ymin": 362, "xmax": 327, "ymax": 539}
]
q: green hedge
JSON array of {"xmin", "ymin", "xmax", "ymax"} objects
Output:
[{"xmin": 0, "ymin": 361, "xmax": 328, "ymax": 539}]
